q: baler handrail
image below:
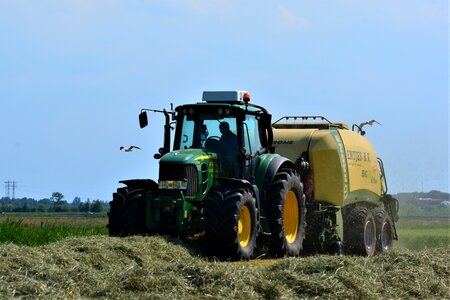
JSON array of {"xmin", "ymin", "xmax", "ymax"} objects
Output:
[
  {"xmin": 377, "ymin": 157, "xmax": 388, "ymax": 195},
  {"xmin": 272, "ymin": 115, "xmax": 332, "ymax": 125}
]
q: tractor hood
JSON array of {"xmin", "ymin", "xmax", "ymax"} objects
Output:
[
  {"xmin": 158, "ymin": 149, "xmax": 219, "ymax": 198},
  {"xmin": 160, "ymin": 148, "xmax": 218, "ymax": 165}
]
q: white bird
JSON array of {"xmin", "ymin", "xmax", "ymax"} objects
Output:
[
  {"xmin": 359, "ymin": 119, "xmax": 382, "ymax": 129},
  {"xmin": 357, "ymin": 120, "xmax": 381, "ymax": 136},
  {"xmin": 120, "ymin": 146, "xmax": 141, "ymax": 152}
]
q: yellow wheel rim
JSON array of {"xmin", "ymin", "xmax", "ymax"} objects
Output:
[
  {"xmin": 284, "ymin": 190, "xmax": 299, "ymax": 244},
  {"xmin": 238, "ymin": 205, "xmax": 251, "ymax": 248}
]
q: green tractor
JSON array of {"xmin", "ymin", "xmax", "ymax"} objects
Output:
[{"xmin": 107, "ymin": 91, "xmax": 306, "ymax": 260}]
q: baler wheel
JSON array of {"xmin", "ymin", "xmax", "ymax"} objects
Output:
[
  {"xmin": 343, "ymin": 206, "xmax": 376, "ymax": 256},
  {"xmin": 205, "ymin": 188, "xmax": 258, "ymax": 260},
  {"xmin": 267, "ymin": 169, "xmax": 305, "ymax": 257},
  {"xmin": 372, "ymin": 208, "xmax": 394, "ymax": 253}
]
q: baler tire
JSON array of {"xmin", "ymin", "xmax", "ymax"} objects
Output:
[
  {"xmin": 205, "ymin": 188, "xmax": 258, "ymax": 260},
  {"xmin": 107, "ymin": 187, "xmax": 128, "ymax": 236},
  {"xmin": 343, "ymin": 206, "xmax": 376, "ymax": 256},
  {"xmin": 267, "ymin": 169, "xmax": 306, "ymax": 258},
  {"xmin": 372, "ymin": 208, "xmax": 394, "ymax": 253},
  {"xmin": 121, "ymin": 189, "xmax": 148, "ymax": 236}
]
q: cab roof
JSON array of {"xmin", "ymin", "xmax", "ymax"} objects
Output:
[{"xmin": 175, "ymin": 91, "xmax": 269, "ymax": 114}]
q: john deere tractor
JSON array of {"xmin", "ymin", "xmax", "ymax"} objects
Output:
[{"xmin": 108, "ymin": 91, "xmax": 306, "ymax": 260}]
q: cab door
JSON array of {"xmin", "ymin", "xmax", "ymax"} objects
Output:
[{"xmin": 242, "ymin": 114, "xmax": 264, "ymax": 180}]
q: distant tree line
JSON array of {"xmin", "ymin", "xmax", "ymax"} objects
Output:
[
  {"xmin": 0, "ymin": 192, "xmax": 109, "ymax": 213},
  {"xmin": 394, "ymin": 190, "xmax": 450, "ymax": 209},
  {"xmin": 395, "ymin": 190, "xmax": 449, "ymax": 201}
]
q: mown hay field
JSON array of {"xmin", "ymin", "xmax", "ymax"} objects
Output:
[
  {"xmin": 0, "ymin": 214, "xmax": 449, "ymax": 299},
  {"xmin": 0, "ymin": 235, "xmax": 449, "ymax": 299}
]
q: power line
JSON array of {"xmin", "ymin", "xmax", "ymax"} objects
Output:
[
  {"xmin": 3, "ymin": 182, "xmax": 107, "ymax": 202},
  {"xmin": 4, "ymin": 181, "xmax": 17, "ymax": 199}
]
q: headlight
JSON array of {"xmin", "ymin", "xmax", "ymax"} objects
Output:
[
  {"xmin": 158, "ymin": 180, "xmax": 188, "ymax": 190},
  {"xmin": 159, "ymin": 181, "xmax": 169, "ymax": 189}
]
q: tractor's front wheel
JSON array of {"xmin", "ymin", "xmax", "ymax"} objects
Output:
[
  {"xmin": 107, "ymin": 187, "xmax": 127, "ymax": 236},
  {"xmin": 121, "ymin": 189, "xmax": 147, "ymax": 236},
  {"xmin": 205, "ymin": 188, "xmax": 258, "ymax": 260},
  {"xmin": 267, "ymin": 169, "xmax": 306, "ymax": 257},
  {"xmin": 107, "ymin": 188, "xmax": 148, "ymax": 236}
]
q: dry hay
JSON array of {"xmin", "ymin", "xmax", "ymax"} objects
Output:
[{"xmin": 0, "ymin": 236, "xmax": 449, "ymax": 299}]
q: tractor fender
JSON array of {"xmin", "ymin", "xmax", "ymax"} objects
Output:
[
  {"xmin": 254, "ymin": 155, "xmax": 297, "ymax": 210},
  {"xmin": 257, "ymin": 155, "xmax": 297, "ymax": 195},
  {"xmin": 215, "ymin": 178, "xmax": 260, "ymax": 209},
  {"xmin": 119, "ymin": 179, "xmax": 159, "ymax": 195},
  {"xmin": 253, "ymin": 155, "xmax": 297, "ymax": 229}
]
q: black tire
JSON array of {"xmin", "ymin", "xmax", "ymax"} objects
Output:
[
  {"xmin": 372, "ymin": 208, "xmax": 394, "ymax": 253},
  {"xmin": 107, "ymin": 187, "xmax": 128, "ymax": 236},
  {"xmin": 343, "ymin": 206, "xmax": 376, "ymax": 256},
  {"xmin": 205, "ymin": 188, "xmax": 258, "ymax": 260},
  {"xmin": 107, "ymin": 188, "xmax": 148, "ymax": 237},
  {"xmin": 122, "ymin": 189, "xmax": 148, "ymax": 236},
  {"xmin": 266, "ymin": 169, "xmax": 306, "ymax": 257}
]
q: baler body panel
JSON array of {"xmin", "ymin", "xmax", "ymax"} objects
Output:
[
  {"xmin": 273, "ymin": 123, "xmax": 382, "ymax": 207},
  {"xmin": 338, "ymin": 129, "xmax": 381, "ymax": 206},
  {"xmin": 309, "ymin": 129, "xmax": 348, "ymax": 206}
]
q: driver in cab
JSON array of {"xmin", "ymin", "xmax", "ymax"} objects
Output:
[{"xmin": 218, "ymin": 121, "xmax": 239, "ymax": 177}]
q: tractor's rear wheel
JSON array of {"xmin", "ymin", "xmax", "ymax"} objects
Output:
[
  {"xmin": 343, "ymin": 206, "xmax": 376, "ymax": 256},
  {"xmin": 205, "ymin": 188, "xmax": 258, "ymax": 260},
  {"xmin": 267, "ymin": 169, "xmax": 306, "ymax": 257},
  {"xmin": 107, "ymin": 188, "xmax": 148, "ymax": 236},
  {"xmin": 372, "ymin": 208, "xmax": 394, "ymax": 253}
]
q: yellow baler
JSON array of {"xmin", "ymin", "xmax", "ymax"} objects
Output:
[{"xmin": 272, "ymin": 116, "xmax": 398, "ymax": 255}]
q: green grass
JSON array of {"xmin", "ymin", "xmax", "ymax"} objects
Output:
[
  {"xmin": 0, "ymin": 218, "xmax": 107, "ymax": 246},
  {"xmin": 398, "ymin": 204, "xmax": 450, "ymax": 218},
  {"xmin": 396, "ymin": 221, "xmax": 449, "ymax": 250},
  {"xmin": 394, "ymin": 203, "xmax": 449, "ymax": 250}
]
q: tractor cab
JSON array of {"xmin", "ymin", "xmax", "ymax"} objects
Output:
[{"xmin": 171, "ymin": 91, "xmax": 274, "ymax": 179}]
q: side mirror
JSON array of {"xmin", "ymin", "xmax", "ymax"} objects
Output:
[
  {"xmin": 154, "ymin": 147, "xmax": 165, "ymax": 160},
  {"xmin": 139, "ymin": 111, "xmax": 148, "ymax": 128}
]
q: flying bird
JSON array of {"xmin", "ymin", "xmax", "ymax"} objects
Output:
[
  {"xmin": 359, "ymin": 119, "xmax": 382, "ymax": 128},
  {"xmin": 120, "ymin": 146, "xmax": 141, "ymax": 152},
  {"xmin": 357, "ymin": 120, "xmax": 382, "ymax": 136}
]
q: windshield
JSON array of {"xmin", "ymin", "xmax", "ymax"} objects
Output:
[{"xmin": 179, "ymin": 114, "xmax": 237, "ymax": 150}]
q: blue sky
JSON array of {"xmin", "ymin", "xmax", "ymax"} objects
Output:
[{"xmin": 0, "ymin": 1, "xmax": 448, "ymax": 202}]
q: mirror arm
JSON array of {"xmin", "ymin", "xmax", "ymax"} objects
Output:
[
  {"xmin": 163, "ymin": 109, "xmax": 171, "ymax": 155},
  {"xmin": 139, "ymin": 106, "xmax": 176, "ymax": 157}
]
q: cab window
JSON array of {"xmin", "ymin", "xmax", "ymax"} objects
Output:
[{"xmin": 243, "ymin": 114, "xmax": 262, "ymax": 155}]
